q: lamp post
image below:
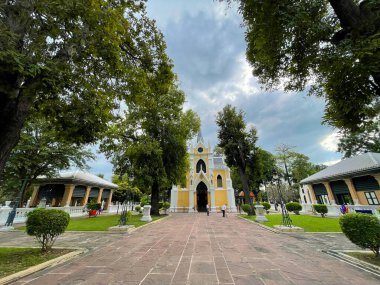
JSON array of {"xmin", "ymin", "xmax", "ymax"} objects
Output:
[
  {"xmin": 274, "ymin": 174, "xmax": 293, "ymax": 227},
  {"xmin": 5, "ymin": 177, "xmax": 29, "ymax": 227}
]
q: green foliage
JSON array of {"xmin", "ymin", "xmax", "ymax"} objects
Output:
[
  {"xmin": 228, "ymin": 0, "xmax": 380, "ymax": 133},
  {"xmin": 216, "ymin": 105, "xmax": 259, "ymax": 204},
  {"xmin": 135, "ymin": 205, "xmax": 141, "ymax": 212},
  {"xmin": 241, "ymin": 204, "xmax": 253, "ymax": 215},
  {"xmin": 140, "ymin": 195, "xmax": 150, "ymax": 207},
  {"xmin": 162, "ymin": 202, "xmax": 170, "ymax": 210},
  {"xmin": 339, "ymin": 214, "xmax": 380, "ymax": 257},
  {"xmin": 286, "ymin": 202, "xmax": 302, "ymax": 213},
  {"xmin": 274, "ymin": 144, "xmax": 326, "ymax": 201},
  {"xmin": 111, "ymin": 174, "xmax": 141, "ymax": 203},
  {"xmin": 338, "ymin": 121, "xmax": 380, "ymax": 158},
  {"xmin": 158, "ymin": 201, "xmax": 164, "ymax": 209},
  {"xmin": 86, "ymin": 202, "xmax": 101, "ymax": 211},
  {"xmin": 313, "ymin": 204, "xmax": 328, "ymax": 217},
  {"xmin": 0, "ymin": 118, "xmax": 95, "ymax": 202},
  {"xmin": 261, "ymin": 202, "xmax": 270, "ymax": 211},
  {"xmin": 101, "ymin": 81, "xmax": 200, "ymax": 215},
  {"xmin": 26, "ymin": 209, "xmax": 69, "ymax": 252},
  {"xmin": 0, "ymin": 0, "xmax": 175, "ymax": 178},
  {"xmin": 161, "ymin": 202, "xmax": 170, "ymax": 214}
]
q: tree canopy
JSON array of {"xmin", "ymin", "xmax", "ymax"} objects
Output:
[
  {"xmin": 216, "ymin": 105, "xmax": 258, "ymax": 204},
  {"xmin": 101, "ymin": 65, "xmax": 200, "ymax": 215},
  {"xmin": 0, "ymin": 0, "xmax": 171, "ymax": 178},
  {"xmin": 224, "ymin": 0, "xmax": 380, "ymax": 133},
  {"xmin": 0, "ymin": 117, "xmax": 94, "ymax": 205},
  {"xmin": 338, "ymin": 120, "xmax": 380, "ymax": 157}
]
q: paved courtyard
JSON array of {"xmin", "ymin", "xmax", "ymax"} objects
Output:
[{"xmin": 2, "ymin": 213, "xmax": 379, "ymax": 285}]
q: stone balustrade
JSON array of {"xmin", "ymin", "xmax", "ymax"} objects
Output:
[
  {"xmin": 0, "ymin": 206, "xmax": 88, "ymax": 225},
  {"xmin": 301, "ymin": 203, "xmax": 380, "ymax": 218}
]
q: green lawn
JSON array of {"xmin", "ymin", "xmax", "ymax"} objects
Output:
[
  {"xmin": 242, "ymin": 214, "xmax": 342, "ymax": 232},
  {"xmin": 0, "ymin": 248, "xmax": 71, "ymax": 278},
  {"xmin": 17, "ymin": 214, "xmax": 163, "ymax": 232},
  {"xmin": 67, "ymin": 214, "xmax": 163, "ymax": 231},
  {"xmin": 345, "ymin": 252, "xmax": 380, "ymax": 267}
]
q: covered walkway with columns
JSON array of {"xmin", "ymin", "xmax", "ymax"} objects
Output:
[
  {"xmin": 30, "ymin": 171, "xmax": 118, "ymax": 210},
  {"xmin": 300, "ymin": 152, "xmax": 380, "ymax": 216}
]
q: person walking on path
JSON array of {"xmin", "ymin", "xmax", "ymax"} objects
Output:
[
  {"xmin": 206, "ymin": 204, "xmax": 210, "ymax": 216},
  {"xmin": 221, "ymin": 204, "xmax": 226, "ymax": 217}
]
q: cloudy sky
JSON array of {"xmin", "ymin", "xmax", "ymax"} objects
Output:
[{"xmin": 86, "ymin": 0, "xmax": 342, "ymax": 181}]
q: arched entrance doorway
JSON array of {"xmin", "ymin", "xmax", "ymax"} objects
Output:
[{"xmin": 196, "ymin": 181, "xmax": 208, "ymax": 212}]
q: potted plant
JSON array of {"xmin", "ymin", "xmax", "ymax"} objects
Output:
[{"xmin": 86, "ymin": 202, "xmax": 101, "ymax": 217}]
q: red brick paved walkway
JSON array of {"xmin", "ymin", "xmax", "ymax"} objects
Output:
[{"xmin": 13, "ymin": 213, "xmax": 379, "ymax": 285}]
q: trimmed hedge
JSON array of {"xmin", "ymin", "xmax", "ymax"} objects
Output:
[
  {"xmin": 135, "ymin": 205, "xmax": 141, "ymax": 212},
  {"xmin": 261, "ymin": 202, "xmax": 270, "ymax": 212},
  {"xmin": 313, "ymin": 204, "xmax": 328, "ymax": 217},
  {"xmin": 286, "ymin": 202, "xmax": 302, "ymax": 214},
  {"xmin": 26, "ymin": 209, "xmax": 70, "ymax": 252},
  {"xmin": 241, "ymin": 204, "xmax": 252, "ymax": 215},
  {"xmin": 340, "ymin": 213, "xmax": 380, "ymax": 257}
]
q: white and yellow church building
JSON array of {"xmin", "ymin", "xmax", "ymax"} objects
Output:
[{"xmin": 170, "ymin": 133, "xmax": 237, "ymax": 213}]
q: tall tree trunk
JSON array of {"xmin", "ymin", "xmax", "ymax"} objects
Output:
[
  {"xmin": 237, "ymin": 165, "xmax": 250, "ymax": 204},
  {"xmin": 284, "ymin": 162, "xmax": 292, "ymax": 186},
  {"xmin": 329, "ymin": 0, "xmax": 362, "ymax": 30},
  {"xmin": 151, "ymin": 178, "xmax": 160, "ymax": 215},
  {"xmin": 0, "ymin": 93, "xmax": 31, "ymax": 180}
]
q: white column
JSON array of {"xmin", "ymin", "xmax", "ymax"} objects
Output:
[
  {"xmin": 189, "ymin": 189, "xmax": 195, "ymax": 212},
  {"xmin": 170, "ymin": 186, "xmax": 178, "ymax": 212},
  {"xmin": 228, "ymin": 188, "xmax": 237, "ymax": 212},
  {"xmin": 210, "ymin": 187, "xmax": 216, "ymax": 212}
]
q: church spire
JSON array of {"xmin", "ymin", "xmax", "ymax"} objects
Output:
[{"xmin": 197, "ymin": 130, "xmax": 204, "ymax": 144}]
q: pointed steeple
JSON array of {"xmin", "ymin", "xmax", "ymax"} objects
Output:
[{"xmin": 197, "ymin": 130, "xmax": 204, "ymax": 144}]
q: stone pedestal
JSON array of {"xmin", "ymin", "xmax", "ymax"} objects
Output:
[
  {"xmin": 140, "ymin": 205, "xmax": 152, "ymax": 222},
  {"xmin": 254, "ymin": 204, "xmax": 268, "ymax": 223}
]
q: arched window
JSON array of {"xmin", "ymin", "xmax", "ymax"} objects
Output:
[
  {"xmin": 196, "ymin": 159, "xmax": 206, "ymax": 173},
  {"xmin": 217, "ymin": 175, "xmax": 223, "ymax": 188}
]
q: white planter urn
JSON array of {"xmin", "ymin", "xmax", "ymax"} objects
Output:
[
  {"xmin": 255, "ymin": 204, "xmax": 268, "ymax": 223},
  {"xmin": 140, "ymin": 205, "xmax": 152, "ymax": 222}
]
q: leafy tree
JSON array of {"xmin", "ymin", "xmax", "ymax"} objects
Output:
[
  {"xmin": 0, "ymin": 0, "xmax": 171, "ymax": 178},
  {"xmin": 275, "ymin": 144, "xmax": 326, "ymax": 201},
  {"xmin": 216, "ymin": 105, "xmax": 258, "ymax": 204},
  {"xmin": 111, "ymin": 174, "xmax": 141, "ymax": 204},
  {"xmin": 0, "ymin": 118, "xmax": 94, "ymax": 206},
  {"xmin": 101, "ymin": 79, "xmax": 200, "ymax": 215},
  {"xmin": 223, "ymin": 0, "xmax": 380, "ymax": 133},
  {"xmin": 338, "ymin": 120, "xmax": 380, "ymax": 158},
  {"xmin": 213, "ymin": 146, "xmax": 225, "ymax": 156}
]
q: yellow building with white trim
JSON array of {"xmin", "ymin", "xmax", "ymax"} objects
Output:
[{"xmin": 170, "ymin": 133, "xmax": 237, "ymax": 213}]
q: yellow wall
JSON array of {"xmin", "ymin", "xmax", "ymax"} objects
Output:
[
  {"xmin": 178, "ymin": 191, "xmax": 189, "ymax": 207},
  {"xmin": 356, "ymin": 190, "xmax": 380, "ymax": 205},
  {"xmin": 215, "ymin": 190, "xmax": 228, "ymax": 207},
  {"xmin": 213, "ymin": 170, "xmax": 227, "ymax": 189}
]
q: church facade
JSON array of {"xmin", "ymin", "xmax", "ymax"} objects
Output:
[{"xmin": 170, "ymin": 133, "xmax": 237, "ymax": 213}]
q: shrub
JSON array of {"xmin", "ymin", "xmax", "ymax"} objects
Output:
[
  {"xmin": 313, "ymin": 204, "xmax": 328, "ymax": 217},
  {"xmin": 162, "ymin": 202, "xmax": 170, "ymax": 214},
  {"xmin": 340, "ymin": 213, "xmax": 380, "ymax": 257},
  {"xmin": 158, "ymin": 201, "xmax": 164, "ymax": 209},
  {"xmin": 286, "ymin": 202, "xmax": 302, "ymax": 214},
  {"xmin": 140, "ymin": 195, "xmax": 150, "ymax": 207},
  {"xmin": 135, "ymin": 205, "xmax": 141, "ymax": 212},
  {"xmin": 26, "ymin": 209, "xmax": 70, "ymax": 252},
  {"xmin": 86, "ymin": 202, "xmax": 101, "ymax": 211},
  {"xmin": 261, "ymin": 202, "xmax": 270, "ymax": 213},
  {"xmin": 241, "ymin": 204, "xmax": 254, "ymax": 215}
]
